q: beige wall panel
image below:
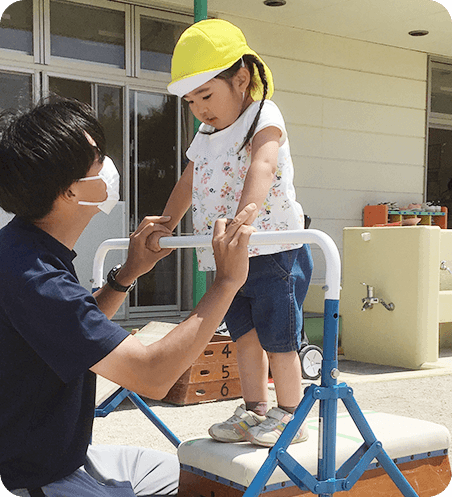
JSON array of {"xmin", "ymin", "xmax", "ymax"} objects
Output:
[
  {"xmin": 298, "ymin": 187, "xmax": 365, "ymax": 221},
  {"xmin": 297, "ymin": 187, "xmax": 422, "ymax": 222},
  {"xmin": 226, "ymin": 14, "xmax": 427, "ymax": 81},
  {"xmin": 266, "ymin": 56, "xmax": 325, "ymax": 96},
  {"xmin": 322, "ymin": 99, "xmax": 426, "ymax": 137},
  {"xmin": 323, "ymin": 66, "xmax": 427, "ymax": 108},
  {"xmin": 296, "ymin": 157, "xmax": 424, "ymax": 194},
  {"xmin": 286, "ymin": 124, "xmax": 322, "ymax": 158},
  {"xmin": 322, "ymin": 129, "xmax": 425, "ymax": 164},
  {"xmin": 224, "ymin": 15, "xmax": 326, "ymax": 64},
  {"xmin": 310, "ymin": 247, "xmax": 328, "ymax": 285},
  {"xmin": 322, "ymin": 35, "xmax": 428, "ymax": 80},
  {"xmin": 272, "ymin": 91, "xmax": 323, "ymax": 127},
  {"xmin": 288, "ymin": 124, "xmax": 426, "ymax": 165}
]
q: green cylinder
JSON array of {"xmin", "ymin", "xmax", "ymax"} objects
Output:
[
  {"xmin": 192, "ymin": 0, "xmax": 208, "ymax": 307},
  {"xmin": 194, "ymin": 0, "xmax": 207, "ymax": 22}
]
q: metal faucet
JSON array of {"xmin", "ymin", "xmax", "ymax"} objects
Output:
[
  {"xmin": 361, "ymin": 283, "xmax": 395, "ymax": 311},
  {"xmin": 440, "ymin": 261, "xmax": 452, "ymax": 274}
]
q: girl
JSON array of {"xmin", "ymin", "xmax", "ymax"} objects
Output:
[{"xmin": 150, "ymin": 19, "xmax": 313, "ymax": 447}]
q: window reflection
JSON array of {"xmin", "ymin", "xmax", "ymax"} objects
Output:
[
  {"xmin": 140, "ymin": 17, "xmax": 185, "ymax": 73},
  {"xmin": 129, "ymin": 91, "xmax": 178, "ymax": 307},
  {"xmin": 0, "ymin": 71, "xmax": 32, "ymax": 112},
  {"xmin": 98, "ymin": 86, "xmax": 124, "ymax": 197},
  {"xmin": 50, "ymin": 0, "xmax": 125, "ymax": 68},
  {"xmin": 0, "ymin": 0, "xmax": 33, "ymax": 55},
  {"xmin": 431, "ymin": 63, "xmax": 452, "ymax": 116}
]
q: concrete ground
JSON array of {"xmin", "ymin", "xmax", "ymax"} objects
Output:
[
  {"xmin": 90, "ymin": 322, "xmax": 452, "ymax": 494},
  {"xmin": 92, "ymin": 348, "xmax": 452, "ymax": 459}
]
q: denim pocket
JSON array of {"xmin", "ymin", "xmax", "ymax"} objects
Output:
[{"xmin": 267, "ymin": 249, "xmax": 297, "ymax": 279}]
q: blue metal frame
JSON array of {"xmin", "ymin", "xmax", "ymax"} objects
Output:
[
  {"xmin": 92, "ymin": 286, "xmax": 181, "ymax": 449},
  {"xmin": 92, "ymin": 229, "xmax": 419, "ymax": 496},
  {"xmin": 95, "ymin": 387, "xmax": 181, "ymax": 448},
  {"xmin": 242, "ymin": 298, "xmax": 418, "ymax": 497}
]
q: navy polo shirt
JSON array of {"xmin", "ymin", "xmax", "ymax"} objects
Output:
[{"xmin": 0, "ymin": 217, "xmax": 129, "ymax": 490}]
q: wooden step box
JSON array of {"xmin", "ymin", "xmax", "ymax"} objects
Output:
[{"xmin": 163, "ymin": 334, "xmax": 242, "ymax": 405}]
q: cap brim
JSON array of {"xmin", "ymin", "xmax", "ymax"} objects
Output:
[{"xmin": 167, "ymin": 68, "xmax": 225, "ymax": 98}]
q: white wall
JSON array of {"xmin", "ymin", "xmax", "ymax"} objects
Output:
[{"xmin": 224, "ymin": 15, "xmax": 428, "ymax": 286}]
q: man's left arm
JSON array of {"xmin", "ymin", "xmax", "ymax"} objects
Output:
[{"xmin": 94, "ymin": 216, "xmax": 173, "ymax": 319}]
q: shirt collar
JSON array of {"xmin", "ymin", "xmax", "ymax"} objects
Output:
[{"xmin": 12, "ymin": 216, "xmax": 77, "ymax": 263}]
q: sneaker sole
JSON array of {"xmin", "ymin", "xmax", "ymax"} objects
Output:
[
  {"xmin": 248, "ymin": 431, "xmax": 309, "ymax": 447},
  {"xmin": 208, "ymin": 428, "xmax": 247, "ymax": 443}
]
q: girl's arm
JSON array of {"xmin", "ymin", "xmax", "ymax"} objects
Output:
[
  {"xmin": 147, "ymin": 160, "xmax": 194, "ymax": 251},
  {"xmin": 236, "ymin": 126, "xmax": 282, "ymax": 225}
]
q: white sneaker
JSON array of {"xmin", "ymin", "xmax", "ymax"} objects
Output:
[
  {"xmin": 208, "ymin": 404, "xmax": 266, "ymax": 443},
  {"xmin": 246, "ymin": 407, "xmax": 309, "ymax": 447}
]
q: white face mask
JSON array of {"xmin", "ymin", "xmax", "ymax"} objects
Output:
[{"xmin": 78, "ymin": 156, "xmax": 120, "ymax": 215}]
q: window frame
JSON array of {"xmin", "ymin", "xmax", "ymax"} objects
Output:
[
  {"xmin": 134, "ymin": 6, "xmax": 189, "ymax": 81},
  {"xmin": 43, "ymin": 0, "xmax": 130, "ymax": 75}
]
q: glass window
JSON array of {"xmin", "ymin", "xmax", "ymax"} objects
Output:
[
  {"xmin": 50, "ymin": 0, "xmax": 125, "ymax": 68},
  {"xmin": 48, "ymin": 78, "xmax": 124, "ymax": 198},
  {"xmin": 97, "ymin": 85, "xmax": 124, "ymax": 196},
  {"xmin": 129, "ymin": 91, "xmax": 178, "ymax": 307},
  {"xmin": 140, "ymin": 17, "xmax": 185, "ymax": 73},
  {"xmin": 48, "ymin": 76, "xmax": 91, "ymax": 104},
  {"xmin": 431, "ymin": 62, "xmax": 452, "ymax": 116},
  {"xmin": 0, "ymin": 71, "xmax": 32, "ymax": 112},
  {"xmin": 426, "ymin": 128, "xmax": 452, "ymax": 228},
  {"xmin": 0, "ymin": 0, "xmax": 33, "ymax": 55}
]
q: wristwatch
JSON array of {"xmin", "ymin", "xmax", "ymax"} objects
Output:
[{"xmin": 107, "ymin": 264, "xmax": 137, "ymax": 293}]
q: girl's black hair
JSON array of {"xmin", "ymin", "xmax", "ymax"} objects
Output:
[
  {"xmin": 0, "ymin": 96, "xmax": 106, "ymax": 221},
  {"xmin": 201, "ymin": 53, "xmax": 269, "ymax": 153}
]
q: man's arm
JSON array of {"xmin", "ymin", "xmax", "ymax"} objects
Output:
[{"xmin": 90, "ymin": 203, "xmax": 257, "ymax": 400}]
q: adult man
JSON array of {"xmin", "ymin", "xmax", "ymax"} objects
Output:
[{"xmin": 0, "ymin": 98, "xmax": 256, "ymax": 496}]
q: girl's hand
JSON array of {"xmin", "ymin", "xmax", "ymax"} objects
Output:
[
  {"xmin": 117, "ymin": 216, "xmax": 173, "ymax": 284},
  {"xmin": 146, "ymin": 230, "xmax": 172, "ymax": 253},
  {"xmin": 213, "ymin": 203, "xmax": 257, "ymax": 289}
]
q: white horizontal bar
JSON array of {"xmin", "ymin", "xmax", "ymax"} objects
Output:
[{"xmin": 92, "ymin": 230, "xmax": 341, "ymax": 300}]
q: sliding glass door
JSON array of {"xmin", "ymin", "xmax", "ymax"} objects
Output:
[{"xmin": 128, "ymin": 90, "xmax": 180, "ymax": 312}]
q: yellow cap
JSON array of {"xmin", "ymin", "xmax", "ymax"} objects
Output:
[{"xmin": 168, "ymin": 19, "xmax": 274, "ymax": 101}]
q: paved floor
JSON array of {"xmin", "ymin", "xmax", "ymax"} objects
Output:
[{"xmin": 92, "ymin": 347, "xmax": 452, "ymax": 457}]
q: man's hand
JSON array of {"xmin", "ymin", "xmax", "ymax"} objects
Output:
[
  {"xmin": 213, "ymin": 203, "xmax": 257, "ymax": 289},
  {"xmin": 116, "ymin": 216, "xmax": 173, "ymax": 286}
]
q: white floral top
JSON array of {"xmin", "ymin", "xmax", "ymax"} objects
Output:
[{"xmin": 186, "ymin": 100, "xmax": 305, "ymax": 271}]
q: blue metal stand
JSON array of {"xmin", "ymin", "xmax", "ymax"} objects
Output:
[
  {"xmin": 92, "ymin": 229, "xmax": 420, "ymax": 496},
  {"xmin": 95, "ymin": 387, "xmax": 181, "ymax": 448},
  {"xmin": 242, "ymin": 299, "xmax": 418, "ymax": 497},
  {"xmin": 92, "ymin": 286, "xmax": 181, "ymax": 449}
]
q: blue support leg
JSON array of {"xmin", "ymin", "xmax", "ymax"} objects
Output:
[
  {"xmin": 342, "ymin": 393, "xmax": 418, "ymax": 497},
  {"xmin": 317, "ymin": 299, "xmax": 340, "ymax": 497},
  {"xmin": 127, "ymin": 392, "xmax": 181, "ymax": 448},
  {"xmin": 243, "ymin": 385, "xmax": 318, "ymax": 496}
]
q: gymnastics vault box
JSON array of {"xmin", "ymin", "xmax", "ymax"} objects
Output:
[
  {"xmin": 163, "ymin": 334, "xmax": 241, "ymax": 405},
  {"xmin": 177, "ymin": 411, "xmax": 451, "ymax": 496}
]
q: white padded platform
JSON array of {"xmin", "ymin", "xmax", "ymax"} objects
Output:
[{"xmin": 178, "ymin": 411, "xmax": 450, "ymax": 488}]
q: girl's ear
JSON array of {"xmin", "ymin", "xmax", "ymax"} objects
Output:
[{"xmin": 234, "ymin": 66, "xmax": 251, "ymax": 93}]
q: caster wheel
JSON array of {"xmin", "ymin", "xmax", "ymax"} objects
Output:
[{"xmin": 299, "ymin": 344, "xmax": 323, "ymax": 380}]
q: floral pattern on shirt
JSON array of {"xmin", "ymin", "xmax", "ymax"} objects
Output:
[{"xmin": 187, "ymin": 100, "xmax": 305, "ymax": 271}]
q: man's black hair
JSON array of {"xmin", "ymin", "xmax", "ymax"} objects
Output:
[{"xmin": 0, "ymin": 96, "xmax": 106, "ymax": 221}]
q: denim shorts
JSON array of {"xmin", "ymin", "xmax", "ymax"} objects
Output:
[{"xmin": 224, "ymin": 244, "xmax": 313, "ymax": 353}]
